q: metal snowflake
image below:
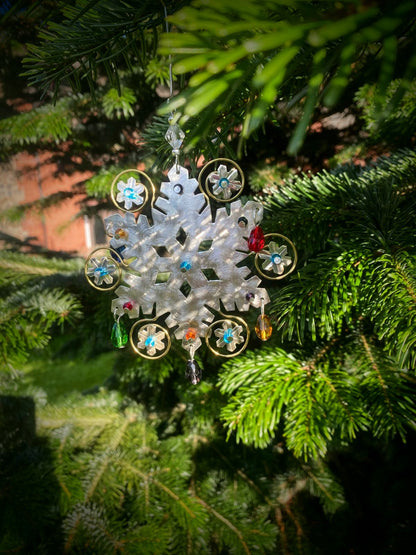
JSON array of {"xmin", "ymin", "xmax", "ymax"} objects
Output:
[
  {"xmin": 208, "ymin": 164, "xmax": 242, "ymax": 200},
  {"xmin": 137, "ymin": 324, "xmax": 166, "ymax": 356},
  {"xmin": 106, "ymin": 164, "xmax": 269, "ymax": 355}
]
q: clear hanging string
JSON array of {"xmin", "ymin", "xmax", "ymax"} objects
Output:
[
  {"xmin": 163, "ymin": 3, "xmax": 184, "ymax": 173},
  {"xmin": 163, "ymin": 2, "xmax": 173, "ymax": 100}
]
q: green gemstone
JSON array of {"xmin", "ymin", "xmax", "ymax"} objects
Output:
[{"xmin": 111, "ymin": 319, "xmax": 128, "ymax": 348}]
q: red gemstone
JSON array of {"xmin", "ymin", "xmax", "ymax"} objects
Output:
[
  {"xmin": 247, "ymin": 226, "xmax": 265, "ymax": 252},
  {"xmin": 123, "ymin": 301, "xmax": 134, "ymax": 311}
]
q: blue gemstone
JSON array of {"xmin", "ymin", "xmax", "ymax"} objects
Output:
[
  {"xmin": 124, "ymin": 187, "xmax": 137, "ymax": 200},
  {"xmin": 271, "ymin": 253, "xmax": 282, "ymax": 264},
  {"xmin": 218, "ymin": 177, "xmax": 229, "ymax": 188},
  {"xmin": 94, "ymin": 266, "xmax": 108, "ymax": 277},
  {"xmin": 180, "ymin": 261, "xmax": 192, "ymax": 272},
  {"xmin": 223, "ymin": 328, "xmax": 234, "ymax": 344},
  {"xmin": 145, "ymin": 335, "xmax": 156, "ymax": 348}
]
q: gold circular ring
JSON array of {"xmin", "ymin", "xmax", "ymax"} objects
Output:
[
  {"xmin": 129, "ymin": 319, "xmax": 171, "ymax": 359},
  {"xmin": 84, "ymin": 247, "xmax": 122, "ymax": 291},
  {"xmin": 111, "ymin": 169, "xmax": 154, "ymax": 212},
  {"xmin": 205, "ymin": 315, "xmax": 250, "ymax": 358},
  {"xmin": 254, "ymin": 233, "xmax": 298, "ymax": 280},
  {"xmin": 198, "ymin": 158, "xmax": 245, "ymax": 203}
]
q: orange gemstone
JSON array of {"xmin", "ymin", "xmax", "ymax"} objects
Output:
[
  {"xmin": 255, "ymin": 314, "xmax": 272, "ymax": 341},
  {"xmin": 185, "ymin": 328, "xmax": 197, "ymax": 341},
  {"xmin": 115, "ymin": 228, "xmax": 128, "ymax": 240}
]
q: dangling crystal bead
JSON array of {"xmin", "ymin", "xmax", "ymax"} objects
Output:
[
  {"xmin": 165, "ymin": 123, "xmax": 185, "ymax": 150},
  {"xmin": 248, "ymin": 226, "xmax": 265, "ymax": 252},
  {"xmin": 255, "ymin": 314, "xmax": 272, "ymax": 341},
  {"xmin": 185, "ymin": 359, "xmax": 202, "ymax": 385},
  {"xmin": 111, "ymin": 319, "xmax": 128, "ymax": 348}
]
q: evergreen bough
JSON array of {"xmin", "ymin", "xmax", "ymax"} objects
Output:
[
  {"xmin": 2, "ymin": 2, "xmax": 416, "ymax": 552},
  {"xmin": 219, "ymin": 149, "xmax": 416, "ymax": 459}
]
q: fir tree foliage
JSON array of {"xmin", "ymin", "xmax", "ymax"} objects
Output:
[
  {"xmin": 158, "ymin": 0, "xmax": 416, "ymax": 154},
  {"xmin": 8, "ymin": 385, "xmax": 346, "ymax": 555},
  {"xmin": 102, "ymin": 87, "xmax": 137, "ymax": 120},
  {"xmin": 36, "ymin": 392, "xmax": 277, "ymax": 554},
  {"xmin": 0, "ymin": 96, "xmax": 75, "ymax": 146},
  {"xmin": 266, "ymin": 150, "xmax": 416, "ymax": 360},
  {"xmin": 21, "ymin": 1, "xmax": 416, "ymax": 156},
  {"xmin": 0, "ymin": 88, "xmax": 139, "ymax": 149},
  {"xmin": 3, "ymin": 1, "xmax": 416, "ymax": 551},
  {"xmin": 0, "ymin": 252, "xmax": 83, "ymax": 372},
  {"xmin": 355, "ymin": 79, "xmax": 416, "ymax": 146},
  {"xmin": 218, "ymin": 149, "xmax": 416, "ymax": 459},
  {"xmin": 22, "ymin": 0, "xmax": 190, "ymax": 99}
]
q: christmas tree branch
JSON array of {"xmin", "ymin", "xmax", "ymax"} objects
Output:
[
  {"xmin": 360, "ymin": 333, "xmax": 398, "ymax": 430},
  {"xmin": 123, "ymin": 460, "xmax": 197, "ymax": 519},
  {"xmin": 192, "ymin": 494, "xmax": 251, "ymax": 555}
]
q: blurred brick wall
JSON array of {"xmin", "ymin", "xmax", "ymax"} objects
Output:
[{"xmin": 0, "ymin": 151, "xmax": 93, "ymax": 255}]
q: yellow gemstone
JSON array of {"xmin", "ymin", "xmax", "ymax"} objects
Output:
[
  {"xmin": 115, "ymin": 228, "xmax": 128, "ymax": 240},
  {"xmin": 255, "ymin": 314, "xmax": 272, "ymax": 341}
]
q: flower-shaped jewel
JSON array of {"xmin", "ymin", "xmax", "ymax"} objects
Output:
[
  {"xmin": 259, "ymin": 241, "xmax": 292, "ymax": 275},
  {"xmin": 116, "ymin": 176, "xmax": 145, "ymax": 210},
  {"xmin": 208, "ymin": 164, "xmax": 242, "ymax": 200},
  {"xmin": 86, "ymin": 256, "xmax": 117, "ymax": 286},
  {"xmin": 137, "ymin": 324, "xmax": 166, "ymax": 356},
  {"xmin": 214, "ymin": 321, "xmax": 244, "ymax": 353},
  {"xmin": 105, "ymin": 212, "xmax": 136, "ymax": 237}
]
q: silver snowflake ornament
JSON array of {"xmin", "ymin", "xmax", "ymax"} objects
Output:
[{"xmin": 108, "ymin": 163, "xmax": 270, "ymax": 356}]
